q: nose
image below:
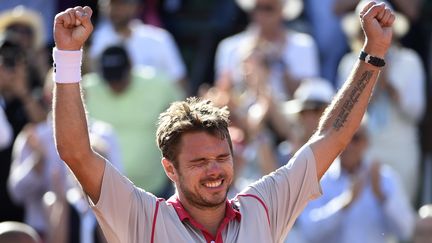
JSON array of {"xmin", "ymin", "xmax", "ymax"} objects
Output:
[{"xmin": 206, "ymin": 160, "xmax": 223, "ymax": 177}]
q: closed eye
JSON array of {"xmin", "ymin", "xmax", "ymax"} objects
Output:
[
  {"xmin": 216, "ymin": 154, "xmax": 231, "ymax": 162},
  {"xmin": 188, "ymin": 158, "xmax": 207, "ymax": 168}
]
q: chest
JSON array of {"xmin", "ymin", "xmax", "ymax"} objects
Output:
[{"xmin": 152, "ymin": 206, "xmax": 273, "ymax": 243}]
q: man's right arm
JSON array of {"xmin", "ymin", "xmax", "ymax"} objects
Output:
[
  {"xmin": 54, "ymin": 83, "xmax": 105, "ymax": 202},
  {"xmin": 52, "ymin": 6, "xmax": 104, "ymax": 203}
]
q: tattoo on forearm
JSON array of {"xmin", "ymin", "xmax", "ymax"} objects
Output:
[{"xmin": 333, "ymin": 70, "xmax": 374, "ymax": 130}]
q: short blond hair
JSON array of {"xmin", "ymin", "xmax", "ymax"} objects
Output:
[{"xmin": 156, "ymin": 97, "xmax": 232, "ymax": 168}]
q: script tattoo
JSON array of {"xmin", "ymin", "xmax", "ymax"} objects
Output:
[{"xmin": 333, "ymin": 70, "xmax": 374, "ymax": 131}]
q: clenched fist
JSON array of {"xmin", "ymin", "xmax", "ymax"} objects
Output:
[
  {"xmin": 359, "ymin": 2, "xmax": 395, "ymax": 57},
  {"xmin": 54, "ymin": 6, "xmax": 93, "ymax": 51}
]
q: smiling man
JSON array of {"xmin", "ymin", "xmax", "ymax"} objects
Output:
[{"xmin": 52, "ymin": 2, "xmax": 396, "ymax": 243}]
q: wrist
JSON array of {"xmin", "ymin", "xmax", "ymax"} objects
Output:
[
  {"xmin": 363, "ymin": 42, "xmax": 388, "ymax": 58},
  {"xmin": 359, "ymin": 51, "xmax": 386, "ymax": 67},
  {"xmin": 52, "ymin": 48, "xmax": 83, "ymax": 83},
  {"xmin": 54, "ymin": 43, "xmax": 83, "ymax": 51}
]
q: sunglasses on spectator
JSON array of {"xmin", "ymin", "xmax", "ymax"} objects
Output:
[{"xmin": 7, "ymin": 24, "xmax": 34, "ymax": 37}]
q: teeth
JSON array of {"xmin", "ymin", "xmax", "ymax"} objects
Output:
[{"xmin": 204, "ymin": 180, "xmax": 222, "ymax": 188}]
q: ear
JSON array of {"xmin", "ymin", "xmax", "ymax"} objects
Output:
[{"xmin": 161, "ymin": 157, "xmax": 178, "ymax": 183}]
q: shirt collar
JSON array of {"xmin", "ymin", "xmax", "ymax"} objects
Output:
[{"xmin": 167, "ymin": 195, "xmax": 242, "ymax": 224}]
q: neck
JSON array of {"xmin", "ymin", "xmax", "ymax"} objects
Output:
[
  {"xmin": 179, "ymin": 196, "xmax": 226, "ymax": 236},
  {"xmin": 114, "ymin": 25, "xmax": 131, "ymax": 38},
  {"xmin": 342, "ymin": 160, "xmax": 362, "ymax": 175},
  {"xmin": 259, "ymin": 24, "xmax": 284, "ymax": 41}
]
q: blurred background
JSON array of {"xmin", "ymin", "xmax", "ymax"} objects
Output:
[{"xmin": 0, "ymin": 0, "xmax": 431, "ymax": 242}]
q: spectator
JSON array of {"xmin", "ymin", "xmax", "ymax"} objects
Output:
[
  {"xmin": 83, "ymin": 45, "xmax": 183, "ymax": 197},
  {"xmin": 297, "ymin": 120, "xmax": 416, "ymax": 243},
  {"xmin": 280, "ymin": 77, "xmax": 335, "ymax": 160},
  {"xmin": 159, "ymin": 0, "xmax": 248, "ymax": 95},
  {"xmin": 337, "ymin": 0, "xmax": 425, "ymax": 202},
  {"xmin": 413, "ymin": 204, "xmax": 432, "ymax": 243},
  {"xmin": 41, "ymin": 134, "xmax": 112, "ymax": 243},
  {"xmin": 0, "ymin": 32, "xmax": 46, "ymax": 223},
  {"xmin": 279, "ymin": 78, "xmax": 335, "ymax": 243},
  {"xmin": 215, "ymin": 0, "xmax": 319, "ymax": 101},
  {"xmin": 89, "ymin": 0, "xmax": 187, "ymax": 89},
  {"xmin": 303, "ymin": 0, "xmax": 349, "ymax": 85},
  {"xmin": 0, "ymin": 6, "xmax": 51, "ymax": 83},
  {"xmin": 0, "ymin": 0, "xmax": 56, "ymax": 47},
  {"xmin": 0, "ymin": 106, "xmax": 12, "ymax": 149},
  {"xmin": 0, "ymin": 221, "xmax": 41, "ymax": 243},
  {"xmin": 7, "ymin": 69, "xmax": 122, "ymax": 241}
]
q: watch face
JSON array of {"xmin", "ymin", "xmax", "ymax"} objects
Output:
[{"xmin": 365, "ymin": 55, "xmax": 371, "ymax": 63}]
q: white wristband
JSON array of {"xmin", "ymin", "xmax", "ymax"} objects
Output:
[{"xmin": 52, "ymin": 48, "xmax": 82, "ymax": 83}]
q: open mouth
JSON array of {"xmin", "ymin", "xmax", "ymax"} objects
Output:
[{"xmin": 203, "ymin": 179, "xmax": 224, "ymax": 188}]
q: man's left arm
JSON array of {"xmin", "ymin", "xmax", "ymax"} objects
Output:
[
  {"xmin": 244, "ymin": 2, "xmax": 396, "ymax": 240},
  {"xmin": 310, "ymin": 2, "xmax": 395, "ymax": 180}
]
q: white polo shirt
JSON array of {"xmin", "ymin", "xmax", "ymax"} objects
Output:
[
  {"xmin": 90, "ymin": 144, "xmax": 321, "ymax": 243},
  {"xmin": 90, "ymin": 19, "xmax": 186, "ymax": 83}
]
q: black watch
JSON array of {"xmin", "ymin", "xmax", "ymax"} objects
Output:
[{"xmin": 359, "ymin": 51, "xmax": 385, "ymax": 67}]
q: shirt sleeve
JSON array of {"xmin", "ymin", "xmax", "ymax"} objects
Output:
[
  {"xmin": 336, "ymin": 53, "xmax": 357, "ymax": 89},
  {"xmin": 297, "ymin": 189, "xmax": 348, "ymax": 242},
  {"xmin": 214, "ymin": 35, "xmax": 240, "ymax": 82},
  {"xmin": 90, "ymin": 161, "xmax": 158, "ymax": 243},
  {"xmin": 158, "ymin": 30, "xmax": 186, "ymax": 82},
  {"xmin": 243, "ymin": 144, "xmax": 322, "ymax": 241},
  {"xmin": 0, "ymin": 106, "xmax": 12, "ymax": 149},
  {"xmin": 387, "ymin": 48, "xmax": 425, "ymax": 123},
  {"xmin": 285, "ymin": 33, "xmax": 320, "ymax": 81},
  {"xmin": 8, "ymin": 132, "xmax": 46, "ymax": 204}
]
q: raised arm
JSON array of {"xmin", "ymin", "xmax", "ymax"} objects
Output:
[
  {"xmin": 310, "ymin": 2, "xmax": 395, "ymax": 179},
  {"xmin": 52, "ymin": 6, "xmax": 105, "ymax": 203}
]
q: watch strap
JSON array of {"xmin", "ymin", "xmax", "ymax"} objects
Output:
[{"xmin": 359, "ymin": 51, "xmax": 385, "ymax": 67}]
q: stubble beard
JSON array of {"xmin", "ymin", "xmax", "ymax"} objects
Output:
[{"xmin": 178, "ymin": 174, "xmax": 231, "ymax": 209}]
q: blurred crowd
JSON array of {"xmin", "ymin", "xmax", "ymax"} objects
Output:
[{"xmin": 0, "ymin": 0, "xmax": 431, "ymax": 242}]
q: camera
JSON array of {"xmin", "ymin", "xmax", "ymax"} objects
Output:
[{"xmin": 0, "ymin": 34, "xmax": 25, "ymax": 70}]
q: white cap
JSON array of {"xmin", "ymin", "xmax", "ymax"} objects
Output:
[{"xmin": 283, "ymin": 77, "xmax": 335, "ymax": 114}]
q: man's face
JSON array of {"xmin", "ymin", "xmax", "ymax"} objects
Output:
[
  {"xmin": 173, "ymin": 131, "xmax": 234, "ymax": 208},
  {"xmin": 6, "ymin": 23, "xmax": 34, "ymax": 49},
  {"xmin": 251, "ymin": 0, "xmax": 283, "ymax": 29},
  {"xmin": 108, "ymin": 0, "xmax": 138, "ymax": 29},
  {"xmin": 298, "ymin": 107, "xmax": 325, "ymax": 140}
]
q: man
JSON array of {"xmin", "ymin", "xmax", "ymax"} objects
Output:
[
  {"xmin": 82, "ymin": 45, "xmax": 183, "ymax": 197},
  {"xmin": 0, "ymin": 221, "xmax": 41, "ymax": 243},
  {"xmin": 281, "ymin": 77, "xmax": 335, "ymax": 159},
  {"xmin": 297, "ymin": 121, "xmax": 415, "ymax": 243},
  {"xmin": 215, "ymin": 0, "xmax": 319, "ymax": 101},
  {"xmin": 7, "ymin": 70, "xmax": 122, "ymax": 241},
  {"xmin": 413, "ymin": 204, "xmax": 432, "ymax": 243},
  {"xmin": 52, "ymin": 2, "xmax": 395, "ymax": 243},
  {"xmin": 0, "ymin": 29, "xmax": 46, "ymax": 224},
  {"xmin": 89, "ymin": 0, "xmax": 187, "ymax": 88},
  {"xmin": 0, "ymin": 5, "xmax": 49, "ymax": 83},
  {"xmin": 338, "ymin": 0, "xmax": 425, "ymax": 202},
  {"xmin": 280, "ymin": 78, "xmax": 334, "ymax": 243}
]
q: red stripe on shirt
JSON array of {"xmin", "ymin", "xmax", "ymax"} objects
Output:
[
  {"xmin": 151, "ymin": 198, "xmax": 165, "ymax": 243},
  {"xmin": 236, "ymin": 194, "xmax": 270, "ymax": 226}
]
